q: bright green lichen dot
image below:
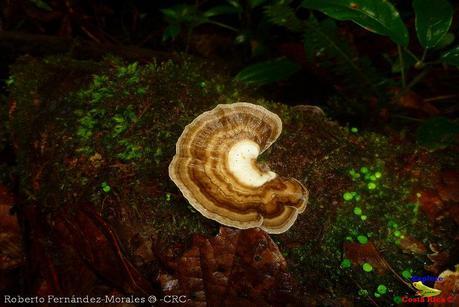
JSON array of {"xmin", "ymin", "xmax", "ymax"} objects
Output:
[
  {"xmin": 362, "ymin": 263, "xmax": 373, "ymax": 272},
  {"xmin": 377, "ymin": 284, "xmax": 387, "ymax": 295},
  {"xmin": 360, "ymin": 215, "xmax": 367, "ymax": 221},
  {"xmin": 101, "ymin": 181, "xmax": 111, "ymax": 193},
  {"xmin": 393, "ymin": 296, "xmax": 402, "ymax": 304},
  {"xmin": 402, "ymin": 270, "xmax": 412, "ymax": 279},
  {"xmin": 343, "ymin": 192, "xmax": 353, "ymax": 201},
  {"xmin": 358, "ymin": 289, "xmax": 368, "ymax": 296},
  {"xmin": 394, "ymin": 230, "xmax": 401, "ymax": 237},
  {"xmin": 374, "ymin": 292, "xmax": 381, "ymax": 298},
  {"xmin": 340, "ymin": 258, "xmax": 351, "ymax": 268},
  {"xmin": 357, "ymin": 235, "xmax": 368, "ymax": 244},
  {"xmin": 388, "ymin": 220, "xmax": 398, "ymax": 228},
  {"xmin": 351, "ymin": 127, "xmax": 358, "ymax": 133},
  {"xmin": 368, "ymin": 182, "xmax": 376, "ymax": 190},
  {"xmin": 360, "ymin": 167, "xmax": 369, "ymax": 173},
  {"xmin": 375, "ymin": 171, "xmax": 382, "ymax": 178},
  {"xmin": 353, "ymin": 207, "xmax": 362, "ymax": 215}
]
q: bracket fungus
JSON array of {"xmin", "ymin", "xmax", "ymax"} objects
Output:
[{"xmin": 169, "ymin": 102, "xmax": 308, "ymax": 233}]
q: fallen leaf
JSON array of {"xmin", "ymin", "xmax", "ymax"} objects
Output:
[
  {"xmin": 158, "ymin": 227, "xmax": 295, "ymax": 306},
  {"xmin": 438, "ymin": 170, "xmax": 459, "ymax": 203},
  {"xmin": 426, "ymin": 243, "xmax": 450, "ymax": 275},
  {"xmin": 399, "ymin": 236, "xmax": 427, "ymax": 255},
  {"xmin": 343, "ymin": 242, "xmax": 389, "ymax": 274},
  {"xmin": 397, "ymin": 90, "xmax": 439, "ymax": 115},
  {"xmin": 0, "ymin": 185, "xmax": 23, "ymax": 293},
  {"xmin": 418, "ymin": 190, "xmax": 444, "ymax": 222},
  {"xmin": 0, "ymin": 185, "xmax": 22, "ymax": 271},
  {"xmin": 24, "ymin": 204, "xmax": 156, "ymax": 298},
  {"xmin": 433, "ymin": 265, "xmax": 459, "ymax": 307}
]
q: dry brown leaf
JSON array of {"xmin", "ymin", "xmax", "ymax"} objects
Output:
[
  {"xmin": 0, "ymin": 185, "xmax": 22, "ymax": 271},
  {"xmin": 158, "ymin": 227, "xmax": 295, "ymax": 306},
  {"xmin": 399, "ymin": 235, "xmax": 427, "ymax": 255},
  {"xmin": 426, "ymin": 243, "xmax": 450, "ymax": 275},
  {"xmin": 343, "ymin": 242, "xmax": 389, "ymax": 274},
  {"xmin": 397, "ymin": 90, "xmax": 439, "ymax": 115},
  {"xmin": 432, "ymin": 265, "xmax": 459, "ymax": 307},
  {"xmin": 438, "ymin": 171, "xmax": 459, "ymax": 203},
  {"xmin": 419, "ymin": 190, "xmax": 444, "ymax": 222}
]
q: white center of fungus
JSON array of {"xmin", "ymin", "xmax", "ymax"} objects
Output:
[{"xmin": 228, "ymin": 140, "xmax": 277, "ymax": 187}]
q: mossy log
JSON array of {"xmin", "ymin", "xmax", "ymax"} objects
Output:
[{"xmin": 6, "ymin": 55, "xmax": 457, "ymax": 305}]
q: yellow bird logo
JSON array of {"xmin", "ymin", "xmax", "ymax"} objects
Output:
[{"xmin": 412, "ymin": 281, "xmax": 442, "ymax": 297}]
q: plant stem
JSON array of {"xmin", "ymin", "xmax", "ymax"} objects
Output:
[
  {"xmin": 207, "ymin": 21, "xmax": 238, "ymax": 32},
  {"xmin": 420, "ymin": 49, "xmax": 428, "ymax": 62},
  {"xmin": 185, "ymin": 27, "xmax": 193, "ymax": 53},
  {"xmin": 403, "ymin": 47, "xmax": 419, "ymax": 62},
  {"xmin": 405, "ymin": 68, "xmax": 430, "ymax": 92},
  {"xmin": 392, "ymin": 115, "xmax": 423, "ymax": 122},
  {"xmin": 391, "ymin": 68, "xmax": 430, "ymax": 103},
  {"xmin": 304, "ymin": 21, "xmax": 378, "ymax": 94},
  {"xmin": 397, "ymin": 45, "xmax": 406, "ymax": 88}
]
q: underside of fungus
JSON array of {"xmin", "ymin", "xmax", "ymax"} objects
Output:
[{"xmin": 169, "ymin": 102, "xmax": 308, "ymax": 234}]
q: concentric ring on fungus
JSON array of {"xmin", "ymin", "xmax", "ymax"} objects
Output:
[{"xmin": 168, "ymin": 102, "xmax": 308, "ymax": 234}]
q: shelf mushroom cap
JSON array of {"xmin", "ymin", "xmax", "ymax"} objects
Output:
[{"xmin": 168, "ymin": 102, "xmax": 308, "ymax": 234}]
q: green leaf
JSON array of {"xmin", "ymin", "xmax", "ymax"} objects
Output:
[
  {"xmin": 264, "ymin": 1, "xmax": 302, "ymax": 32},
  {"xmin": 204, "ymin": 5, "xmax": 240, "ymax": 17},
  {"xmin": 413, "ymin": 0, "xmax": 453, "ymax": 49},
  {"xmin": 101, "ymin": 182, "xmax": 111, "ymax": 193},
  {"xmin": 416, "ymin": 117, "xmax": 459, "ymax": 150},
  {"xmin": 301, "ymin": 0, "xmax": 409, "ymax": 46},
  {"xmin": 162, "ymin": 24, "xmax": 181, "ymax": 41},
  {"xmin": 248, "ymin": 0, "xmax": 267, "ymax": 9},
  {"xmin": 29, "ymin": 0, "xmax": 52, "ymax": 11},
  {"xmin": 226, "ymin": 0, "xmax": 243, "ymax": 10},
  {"xmin": 161, "ymin": 5, "xmax": 204, "ymax": 24},
  {"xmin": 161, "ymin": 8, "xmax": 179, "ymax": 20},
  {"xmin": 441, "ymin": 45, "xmax": 459, "ymax": 66},
  {"xmin": 302, "ymin": 15, "xmax": 383, "ymax": 95},
  {"xmin": 436, "ymin": 32, "xmax": 455, "ymax": 49},
  {"xmin": 234, "ymin": 57, "xmax": 300, "ymax": 86}
]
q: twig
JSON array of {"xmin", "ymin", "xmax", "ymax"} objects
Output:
[
  {"xmin": 349, "ymin": 275, "xmax": 381, "ymax": 306},
  {"xmin": 392, "ymin": 115, "xmax": 423, "ymax": 122},
  {"xmin": 0, "ymin": 31, "xmax": 176, "ymax": 62},
  {"xmin": 207, "ymin": 20, "xmax": 238, "ymax": 32},
  {"xmin": 397, "ymin": 45, "xmax": 406, "ymax": 88},
  {"xmin": 424, "ymin": 94, "xmax": 457, "ymax": 102},
  {"xmin": 420, "ymin": 49, "xmax": 428, "ymax": 63}
]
